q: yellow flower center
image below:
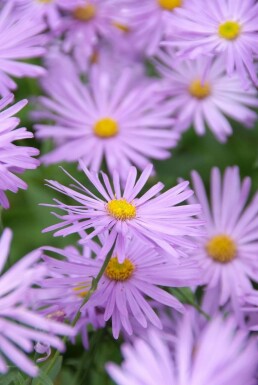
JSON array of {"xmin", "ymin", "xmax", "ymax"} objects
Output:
[
  {"xmin": 158, "ymin": 0, "xmax": 182, "ymax": 11},
  {"xmin": 73, "ymin": 283, "xmax": 90, "ymax": 298},
  {"xmin": 206, "ymin": 234, "xmax": 237, "ymax": 263},
  {"xmin": 93, "ymin": 118, "xmax": 119, "ymax": 138},
  {"xmin": 218, "ymin": 21, "xmax": 241, "ymax": 40},
  {"xmin": 189, "ymin": 79, "xmax": 211, "ymax": 99},
  {"xmin": 73, "ymin": 4, "xmax": 96, "ymax": 21},
  {"xmin": 37, "ymin": 0, "xmax": 52, "ymax": 2},
  {"xmin": 107, "ymin": 199, "xmax": 136, "ymax": 221},
  {"xmin": 105, "ymin": 257, "xmax": 135, "ymax": 281}
]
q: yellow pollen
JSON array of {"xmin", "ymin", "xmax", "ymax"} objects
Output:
[
  {"xmin": 158, "ymin": 0, "xmax": 182, "ymax": 11},
  {"xmin": 107, "ymin": 199, "xmax": 136, "ymax": 221},
  {"xmin": 112, "ymin": 21, "xmax": 130, "ymax": 33},
  {"xmin": 189, "ymin": 79, "xmax": 211, "ymax": 99},
  {"xmin": 73, "ymin": 4, "xmax": 96, "ymax": 21},
  {"xmin": 206, "ymin": 234, "xmax": 237, "ymax": 263},
  {"xmin": 93, "ymin": 118, "xmax": 119, "ymax": 138},
  {"xmin": 73, "ymin": 283, "xmax": 90, "ymax": 298},
  {"xmin": 218, "ymin": 21, "xmax": 241, "ymax": 40},
  {"xmin": 105, "ymin": 257, "xmax": 135, "ymax": 281}
]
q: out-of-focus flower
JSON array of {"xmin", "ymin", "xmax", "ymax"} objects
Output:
[
  {"xmin": 0, "ymin": 94, "xmax": 39, "ymax": 209},
  {"xmin": 34, "ymin": 57, "xmax": 178, "ymax": 177},
  {"xmin": 163, "ymin": 0, "xmax": 258, "ymax": 86},
  {"xmin": 189, "ymin": 166, "xmax": 258, "ymax": 313},
  {"xmin": 156, "ymin": 51, "xmax": 258, "ymax": 142},
  {"xmin": 0, "ymin": 2, "xmax": 47, "ymax": 95},
  {"xmin": 11, "ymin": 0, "xmax": 75, "ymax": 30},
  {"xmin": 40, "ymin": 237, "xmax": 201, "ymax": 338},
  {"xmin": 107, "ymin": 311, "xmax": 258, "ymax": 385},
  {"xmin": 44, "ymin": 163, "xmax": 204, "ymax": 261},
  {"xmin": 0, "ymin": 228, "xmax": 74, "ymax": 377}
]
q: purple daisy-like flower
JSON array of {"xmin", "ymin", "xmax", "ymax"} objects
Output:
[
  {"xmin": 189, "ymin": 166, "xmax": 258, "ymax": 312},
  {"xmin": 0, "ymin": 2, "xmax": 47, "ymax": 95},
  {"xmin": 0, "ymin": 228, "xmax": 74, "ymax": 376},
  {"xmin": 44, "ymin": 163, "xmax": 204, "ymax": 261},
  {"xmin": 156, "ymin": 51, "xmax": 258, "ymax": 142},
  {"xmin": 60, "ymin": 0, "xmax": 130, "ymax": 71},
  {"xmin": 11, "ymin": 0, "xmax": 75, "ymax": 30},
  {"xmin": 41, "ymin": 238, "xmax": 201, "ymax": 338},
  {"xmin": 163, "ymin": 0, "xmax": 258, "ymax": 86},
  {"xmin": 34, "ymin": 60, "xmax": 179, "ymax": 177},
  {"xmin": 107, "ymin": 311, "xmax": 257, "ymax": 385},
  {"xmin": 0, "ymin": 94, "xmax": 39, "ymax": 209}
]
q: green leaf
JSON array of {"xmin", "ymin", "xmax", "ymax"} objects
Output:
[
  {"xmin": 0, "ymin": 371, "xmax": 18, "ymax": 385},
  {"xmin": 32, "ymin": 370, "xmax": 54, "ymax": 385}
]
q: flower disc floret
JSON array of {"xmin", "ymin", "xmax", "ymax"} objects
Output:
[
  {"xmin": 206, "ymin": 234, "xmax": 237, "ymax": 263},
  {"xmin": 219, "ymin": 21, "xmax": 241, "ymax": 41},
  {"xmin": 93, "ymin": 118, "xmax": 119, "ymax": 138},
  {"xmin": 107, "ymin": 199, "xmax": 136, "ymax": 221},
  {"xmin": 105, "ymin": 257, "xmax": 135, "ymax": 281},
  {"xmin": 73, "ymin": 4, "xmax": 96, "ymax": 21},
  {"xmin": 189, "ymin": 79, "xmax": 211, "ymax": 99},
  {"xmin": 158, "ymin": 0, "xmax": 182, "ymax": 11}
]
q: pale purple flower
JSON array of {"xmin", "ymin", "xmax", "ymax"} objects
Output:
[
  {"xmin": 44, "ymin": 163, "xmax": 204, "ymax": 261},
  {"xmin": 189, "ymin": 166, "xmax": 258, "ymax": 312},
  {"xmin": 156, "ymin": 51, "xmax": 258, "ymax": 142},
  {"xmin": 0, "ymin": 2, "xmax": 47, "ymax": 95},
  {"xmin": 60, "ymin": 0, "xmax": 131, "ymax": 71},
  {"xmin": 0, "ymin": 228, "xmax": 74, "ymax": 377},
  {"xmin": 0, "ymin": 94, "xmax": 39, "ymax": 209},
  {"xmin": 11, "ymin": 0, "xmax": 75, "ymax": 30},
  {"xmin": 107, "ymin": 311, "xmax": 258, "ymax": 385},
  {"xmin": 41, "ymin": 237, "xmax": 201, "ymax": 338},
  {"xmin": 34, "ymin": 59, "xmax": 179, "ymax": 177},
  {"xmin": 163, "ymin": 0, "xmax": 258, "ymax": 86}
]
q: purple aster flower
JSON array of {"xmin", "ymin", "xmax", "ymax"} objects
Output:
[
  {"xmin": 0, "ymin": 94, "xmax": 39, "ymax": 209},
  {"xmin": 34, "ymin": 59, "xmax": 179, "ymax": 176},
  {"xmin": 0, "ymin": 2, "xmax": 47, "ymax": 95},
  {"xmin": 60, "ymin": 0, "xmax": 131, "ymax": 72},
  {"xmin": 41, "ymin": 237, "xmax": 201, "ymax": 338},
  {"xmin": 44, "ymin": 163, "xmax": 204, "ymax": 261},
  {"xmin": 11, "ymin": 0, "xmax": 75, "ymax": 30},
  {"xmin": 156, "ymin": 51, "xmax": 258, "ymax": 142},
  {"xmin": 163, "ymin": 0, "xmax": 258, "ymax": 86},
  {"xmin": 188, "ymin": 166, "xmax": 258, "ymax": 313},
  {"xmin": 107, "ymin": 311, "xmax": 258, "ymax": 385},
  {"xmin": 0, "ymin": 228, "xmax": 74, "ymax": 376}
]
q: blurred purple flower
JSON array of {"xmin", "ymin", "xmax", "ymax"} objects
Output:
[
  {"xmin": 34, "ymin": 58, "xmax": 178, "ymax": 177},
  {"xmin": 107, "ymin": 311, "xmax": 258, "ymax": 385},
  {"xmin": 0, "ymin": 2, "xmax": 47, "ymax": 95},
  {"xmin": 0, "ymin": 228, "xmax": 74, "ymax": 377},
  {"xmin": 0, "ymin": 94, "xmax": 39, "ymax": 209},
  {"xmin": 156, "ymin": 51, "xmax": 258, "ymax": 142}
]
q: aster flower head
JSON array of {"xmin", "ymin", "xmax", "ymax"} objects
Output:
[
  {"xmin": 41, "ymin": 237, "xmax": 201, "ymax": 338},
  {"xmin": 0, "ymin": 2, "xmax": 47, "ymax": 95},
  {"xmin": 34, "ymin": 59, "xmax": 179, "ymax": 177},
  {"xmin": 44, "ymin": 163, "xmax": 204, "ymax": 262},
  {"xmin": 0, "ymin": 228, "xmax": 74, "ymax": 377},
  {"xmin": 163, "ymin": 0, "xmax": 258, "ymax": 86},
  {"xmin": 156, "ymin": 51, "xmax": 258, "ymax": 142},
  {"xmin": 189, "ymin": 166, "xmax": 258, "ymax": 312},
  {"xmin": 0, "ymin": 94, "xmax": 39, "ymax": 209},
  {"xmin": 107, "ymin": 311, "xmax": 258, "ymax": 385}
]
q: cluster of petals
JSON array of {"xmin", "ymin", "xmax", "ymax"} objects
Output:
[
  {"xmin": 43, "ymin": 163, "xmax": 204, "ymax": 262},
  {"xmin": 0, "ymin": 229, "xmax": 74, "ymax": 377},
  {"xmin": 0, "ymin": 94, "xmax": 39, "ymax": 209},
  {"xmin": 107, "ymin": 310, "xmax": 258, "ymax": 385},
  {"xmin": 188, "ymin": 166, "xmax": 258, "ymax": 315},
  {"xmin": 39, "ymin": 238, "xmax": 201, "ymax": 338}
]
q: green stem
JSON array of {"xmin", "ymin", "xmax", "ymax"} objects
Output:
[
  {"xmin": 172, "ymin": 288, "xmax": 211, "ymax": 320},
  {"xmin": 34, "ymin": 251, "xmax": 113, "ymax": 384}
]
